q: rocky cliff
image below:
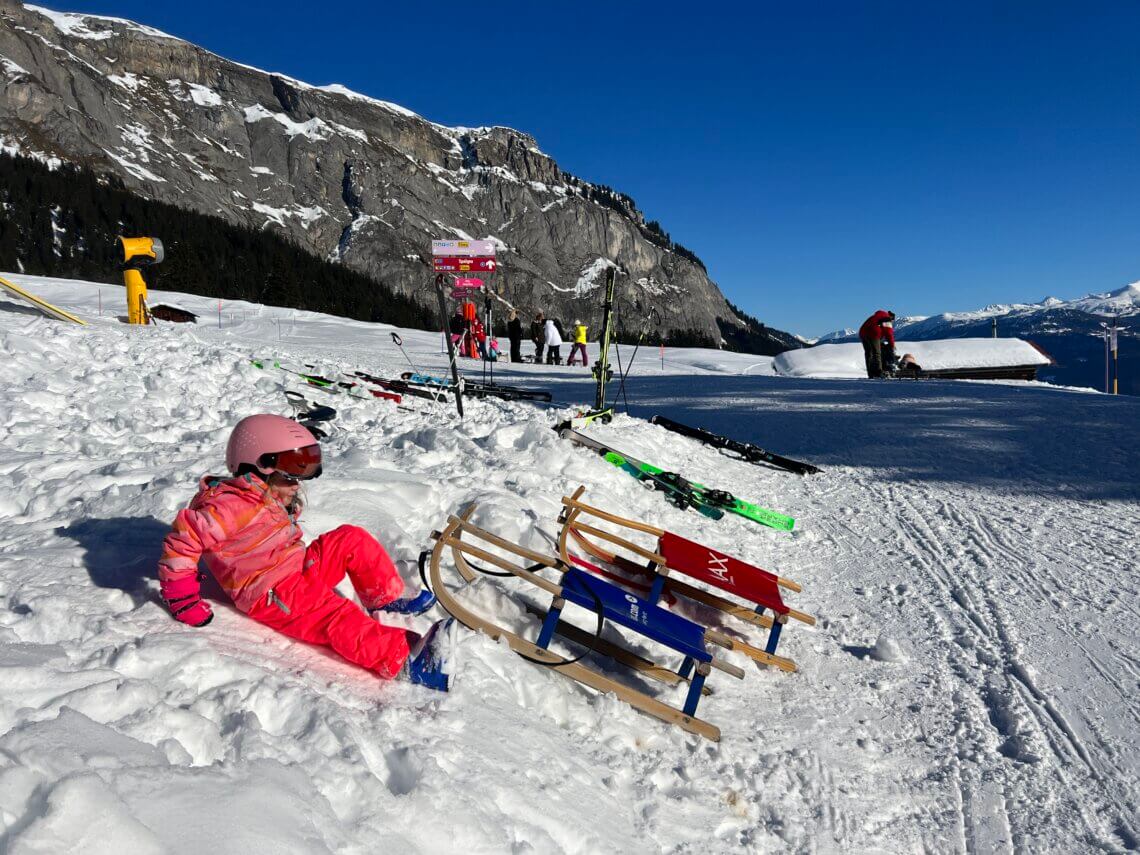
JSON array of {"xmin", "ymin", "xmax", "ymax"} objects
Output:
[{"xmin": 0, "ymin": 1, "xmax": 798, "ymax": 351}]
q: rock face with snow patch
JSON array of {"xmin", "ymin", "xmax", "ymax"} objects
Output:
[{"xmin": 0, "ymin": 1, "xmax": 793, "ymax": 350}]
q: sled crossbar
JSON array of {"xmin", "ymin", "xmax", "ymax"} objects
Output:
[
  {"xmin": 558, "ymin": 487, "xmax": 815, "ymax": 672},
  {"xmin": 428, "ymin": 507, "xmax": 737, "ymax": 740}
]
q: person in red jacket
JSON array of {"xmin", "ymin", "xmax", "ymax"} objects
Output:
[
  {"xmin": 156, "ymin": 414, "xmax": 450, "ymax": 690},
  {"xmin": 858, "ymin": 310, "xmax": 896, "ymax": 378}
]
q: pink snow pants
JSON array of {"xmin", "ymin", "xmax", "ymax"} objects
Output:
[{"xmin": 246, "ymin": 525, "xmax": 410, "ymax": 679}]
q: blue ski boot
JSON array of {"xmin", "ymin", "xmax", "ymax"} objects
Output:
[
  {"xmin": 374, "ymin": 589, "xmax": 437, "ymax": 616},
  {"xmin": 402, "ymin": 618, "xmax": 452, "ymax": 692}
]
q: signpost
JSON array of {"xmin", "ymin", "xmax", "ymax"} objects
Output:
[
  {"xmin": 432, "ymin": 256, "xmax": 497, "ymax": 273},
  {"xmin": 430, "ymin": 239, "xmax": 502, "ymax": 414}
]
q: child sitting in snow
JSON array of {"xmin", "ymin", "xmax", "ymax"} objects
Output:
[{"xmin": 156, "ymin": 414, "xmax": 450, "ymax": 690}]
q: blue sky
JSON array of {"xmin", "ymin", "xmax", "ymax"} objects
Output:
[{"xmin": 48, "ymin": 1, "xmax": 1140, "ymax": 337}]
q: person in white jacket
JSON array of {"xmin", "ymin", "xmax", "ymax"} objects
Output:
[{"xmin": 543, "ymin": 318, "xmax": 563, "ymax": 365}]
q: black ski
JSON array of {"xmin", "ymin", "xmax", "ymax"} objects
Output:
[
  {"xmin": 353, "ymin": 371, "xmax": 446, "ymax": 401},
  {"xmin": 650, "ymin": 415, "xmax": 821, "ymax": 475},
  {"xmin": 433, "ymin": 275, "xmax": 464, "ymax": 417},
  {"xmin": 398, "ymin": 372, "xmax": 553, "ymax": 403}
]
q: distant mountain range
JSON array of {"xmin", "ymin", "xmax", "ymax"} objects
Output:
[{"xmin": 816, "ymin": 283, "xmax": 1140, "ymax": 394}]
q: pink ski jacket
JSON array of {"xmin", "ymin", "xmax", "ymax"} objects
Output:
[{"xmin": 158, "ymin": 474, "xmax": 305, "ymax": 613}]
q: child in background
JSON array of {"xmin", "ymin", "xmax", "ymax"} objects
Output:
[{"xmin": 156, "ymin": 414, "xmax": 450, "ymax": 690}]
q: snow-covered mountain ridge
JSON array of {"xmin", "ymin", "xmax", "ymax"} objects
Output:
[{"xmin": 0, "ymin": 1, "xmax": 798, "ymax": 352}]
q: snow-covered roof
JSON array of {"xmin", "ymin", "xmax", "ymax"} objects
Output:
[{"xmin": 774, "ymin": 338, "xmax": 1052, "ymax": 378}]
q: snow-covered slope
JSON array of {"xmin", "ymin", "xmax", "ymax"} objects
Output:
[{"xmin": 1, "ymin": 274, "xmax": 1137, "ymax": 853}]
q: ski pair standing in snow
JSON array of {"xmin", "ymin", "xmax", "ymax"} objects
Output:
[{"xmin": 156, "ymin": 414, "xmax": 451, "ymax": 691}]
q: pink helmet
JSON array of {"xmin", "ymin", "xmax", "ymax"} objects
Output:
[{"xmin": 226, "ymin": 414, "xmax": 322, "ymax": 479}]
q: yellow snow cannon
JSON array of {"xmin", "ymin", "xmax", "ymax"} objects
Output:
[{"xmin": 118, "ymin": 236, "xmax": 164, "ymax": 325}]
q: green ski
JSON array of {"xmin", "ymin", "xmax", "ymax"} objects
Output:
[
  {"xmin": 601, "ymin": 451, "xmax": 725, "ymax": 520},
  {"xmin": 559, "ymin": 426, "xmax": 795, "ymax": 531},
  {"xmin": 607, "ymin": 454, "xmax": 795, "ymax": 531}
]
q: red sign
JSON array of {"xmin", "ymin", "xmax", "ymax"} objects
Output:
[{"xmin": 433, "ymin": 256, "xmax": 497, "ymax": 273}]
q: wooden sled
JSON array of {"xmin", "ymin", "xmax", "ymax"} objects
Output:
[
  {"xmin": 427, "ymin": 506, "xmax": 750, "ymax": 741},
  {"xmin": 557, "ymin": 486, "xmax": 816, "ymax": 672}
]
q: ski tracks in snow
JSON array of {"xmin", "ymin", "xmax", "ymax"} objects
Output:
[{"xmin": 847, "ymin": 472, "xmax": 1139, "ymax": 853}]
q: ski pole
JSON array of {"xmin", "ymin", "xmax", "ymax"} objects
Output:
[
  {"xmin": 390, "ymin": 332, "xmax": 447, "ymax": 408},
  {"xmin": 613, "ymin": 341, "xmax": 632, "ymax": 414}
]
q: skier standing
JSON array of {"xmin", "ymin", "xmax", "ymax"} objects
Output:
[
  {"xmin": 530, "ymin": 312, "xmax": 546, "ymax": 364},
  {"xmin": 507, "ymin": 309, "xmax": 523, "ymax": 363},
  {"xmin": 858, "ymin": 310, "xmax": 896, "ymax": 378},
  {"xmin": 544, "ymin": 317, "xmax": 563, "ymax": 364},
  {"xmin": 156, "ymin": 414, "xmax": 450, "ymax": 690},
  {"xmin": 567, "ymin": 320, "xmax": 589, "ymax": 366}
]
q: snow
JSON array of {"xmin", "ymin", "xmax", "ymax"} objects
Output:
[
  {"xmin": 251, "ymin": 202, "xmax": 327, "ymax": 230},
  {"xmin": 0, "ymin": 134, "xmax": 63, "ymax": 170},
  {"xmin": 25, "ymin": 4, "xmax": 176, "ymax": 41},
  {"xmin": 316, "ymin": 84, "xmax": 421, "ymax": 119},
  {"xmin": 107, "ymin": 72, "xmax": 142, "ymax": 91},
  {"xmin": 0, "ymin": 272, "xmax": 1137, "ymax": 853},
  {"xmin": 775, "ymin": 338, "xmax": 1053, "ymax": 378},
  {"xmin": 549, "ymin": 258, "xmax": 619, "ymax": 296},
  {"xmin": 2, "ymin": 55, "xmax": 30, "ymax": 77},
  {"xmin": 1066, "ymin": 280, "xmax": 1140, "ymax": 316},
  {"xmin": 103, "ymin": 148, "xmax": 166, "ymax": 183},
  {"xmin": 185, "ymin": 83, "xmax": 224, "ymax": 108}
]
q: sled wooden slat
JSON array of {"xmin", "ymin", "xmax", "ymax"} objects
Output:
[
  {"xmin": 568, "ymin": 520, "xmax": 666, "ymax": 566},
  {"xmin": 443, "ymin": 533, "xmax": 562, "ymax": 598},
  {"xmin": 449, "ymin": 515, "xmax": 564, "ymax": 570},
  {"xmin": 705, "ymin": 629, "xmax": 797, "ymax": 672},
  {"xmin": 562, "ymin": 492, "xmax": 664, "ymax": 537},
  {"xmin": 428, "ymin": 514, "xmax": 722, "ymax": 741}
]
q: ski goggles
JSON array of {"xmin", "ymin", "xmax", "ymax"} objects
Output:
[{"xmin": 258, "ymin": 445, "xmax": 323, "ymax": 481}]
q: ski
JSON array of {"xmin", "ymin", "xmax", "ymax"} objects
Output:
[
  {"xmin": 601, "ymin": 449, "xmax": 725, "ymax": 521},
  {"xmin": 254, "ymin": 359, "xmax": 400, "ymax": 403},
  {"xmin": 650, "ymin": 415, "xmax": 822, "ymax": 476},
  {"xmin": 614, "ymin": 455, "xmax": 795, "ymax": 530},
  {"xmin": 399, "ymin": 372, "xmax": 553, "ymax": 403},
  {"xmin": 554, "ymin": 408, "xmax": 613, "ymax": 433},
  {"xmin": 283, "ymin": 391, "xmax": 336, "ymax": 440},
  {"xmin": 558, "ymin": 427, "xmax": 795, "ymax": 530},
  {"xmin": 431, "ymin": 277, "xmax": 464, "ymax": 417},
  {"xmin": 353, "ymin": 371, "xmax": 446, "ymax": 402}
]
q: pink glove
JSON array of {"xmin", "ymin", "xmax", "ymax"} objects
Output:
[{"xmin": 161, "ymin": 575, "xmax": 214, "ymax": 627}]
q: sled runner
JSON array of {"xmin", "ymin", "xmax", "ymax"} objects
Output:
[
  {"xmin": 557, "ymin": 487, "xmax": 815, "ymax": 672},
  {"xmin": 426, "ymin": 506, "xmax": 748, "ymax": 741},
  {"xmin": 0, "ymin": 275, "xmax": 87, "ymax": 325}
]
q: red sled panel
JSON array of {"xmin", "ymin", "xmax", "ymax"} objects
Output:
[{"xmin": 658, "ymin": 531, "xmax": 787, "ymax": 614}]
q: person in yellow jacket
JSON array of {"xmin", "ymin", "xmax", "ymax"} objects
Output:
[{"xmin": 567, "ymin": 320, "xmax": 589, "ymax": 366}]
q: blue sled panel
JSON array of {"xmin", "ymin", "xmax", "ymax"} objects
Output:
[{"xmin": 560, "ymin": 568, "xmax": 710, "ymax": 663}]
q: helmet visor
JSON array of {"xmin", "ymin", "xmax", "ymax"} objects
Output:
[{"xmin": 260, "ymin": 444, "xmax": 322, "ymax": 480}]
